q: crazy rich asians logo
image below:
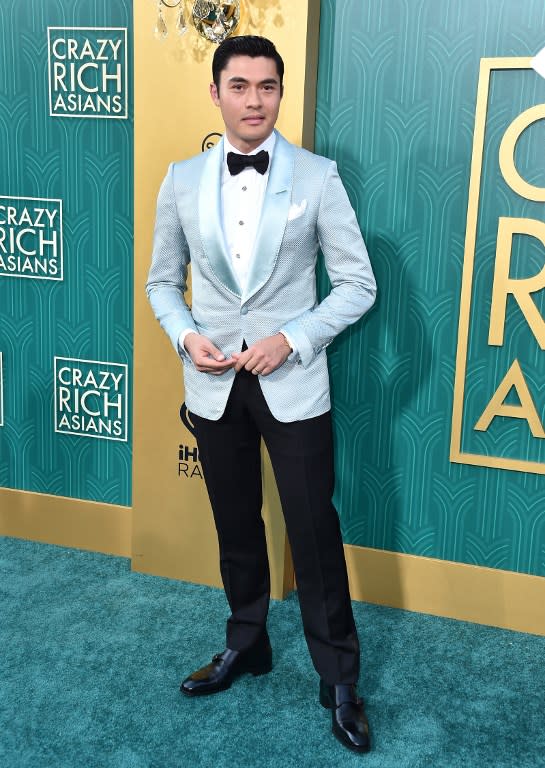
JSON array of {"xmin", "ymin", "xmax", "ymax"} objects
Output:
[
  {"xmin": 54, "ymin": 357, "xmax": 128, "ymax": 441},
  {"xmin": 47, "ymin": 27, "xmax": 127, "ymax": 119},
  {"xmin": 0, "ymin": 196, "xmax": 63, "ymax": 280},
  {"xmin": 451, "ymin": 57, "xmax": 545, "ymax": 475}
]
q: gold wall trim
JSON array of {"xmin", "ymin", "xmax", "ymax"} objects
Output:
[
  {"xmin": 449, "ymin": 451, "xmax": 545, "ymax": 475},
  {"xmin": 345, "ymin": 544, "xmax": 545, "ymax": 636},
  {"xmin": 450, "ymin": 56, "xmax": 543, "ymax": 475},
  {"xmin": 0, "ymin": 488, "xmax": 131, "ymax": 556},
  {"xmin": 450, "ymin": 57, "xmax": 492, "ymax": 468}
]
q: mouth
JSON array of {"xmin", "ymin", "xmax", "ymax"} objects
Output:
[{"xmin": 243, "ymin": 115, "xmax": 265, "ymax": 125}]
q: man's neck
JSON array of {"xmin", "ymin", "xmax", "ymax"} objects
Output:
[{"xmin": 224, "ymin": 131, "xmax": 275, "ymax": 155}]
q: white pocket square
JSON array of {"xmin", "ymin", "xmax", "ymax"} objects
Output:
[{"xmin": 287, "ymin": 200, "xmax": 307, "ymax": 221}]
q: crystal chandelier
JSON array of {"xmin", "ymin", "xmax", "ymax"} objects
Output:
[{"xmin": 154, "ymin": 1, "xmax": 241, "ymax": 44}]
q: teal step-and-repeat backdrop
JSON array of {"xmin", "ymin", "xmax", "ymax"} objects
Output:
[
  {"xmin": 2, "ymin": 0, "xmax": 544, "ymax": 581},
  {"xmin": 317, "ymin": 0, "xmax": 545, "ymax": 576},
  {"xmin": 0, "ymin": 0, "xmax": 133, "ymax": 505}
]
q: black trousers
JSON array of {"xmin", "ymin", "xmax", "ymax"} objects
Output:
[{"xmin": 191, "ymin": 368, "xmax": 360, "ymax": 685}]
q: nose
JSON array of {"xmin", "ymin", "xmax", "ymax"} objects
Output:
[{"xmin": 245, "ymin": 86, "xmax": 262, "ymax": 108}]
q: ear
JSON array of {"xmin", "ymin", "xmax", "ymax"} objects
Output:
[{"xmin": 210, "ymin": 82, "xmax": 220, "ymax": 106}]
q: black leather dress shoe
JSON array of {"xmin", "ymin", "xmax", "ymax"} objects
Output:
[
  {"xmin": 180, "ymin": 641, "xmax": 273, "ymax": 697},
  {"xmin": 319, "ymin": 680, "xmax": 371, "ymax": 753}
]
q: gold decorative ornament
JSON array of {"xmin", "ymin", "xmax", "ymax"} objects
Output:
[
  {"xmin": 154, "ymin": 0, "xmax": 240, "ymax": 44},
  {"xmin": 154, "ymin": 0, "xmax": 187, "ymax": 39},
  {"xmin": 192, "ymin": 1, "xmax": 240, "ymax": 43}
]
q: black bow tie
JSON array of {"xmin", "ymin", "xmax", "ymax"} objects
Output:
[{"xmin": 227, "ymin": 150, "xmax": 269, "ymax": 176}]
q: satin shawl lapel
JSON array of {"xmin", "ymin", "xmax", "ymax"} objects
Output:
[
  {"xmin": 241, "ymin": 132, "xmax": 295, "ymax": 305},
  {"xmin": 198, "ymin": 138, "xmax": 241, "ymax": 297}
]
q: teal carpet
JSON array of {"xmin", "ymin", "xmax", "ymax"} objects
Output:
[{"xmin": 1, "ymin": 536, "xmax": 544, "ymax": 767}]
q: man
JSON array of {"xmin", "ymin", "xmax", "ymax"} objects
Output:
[{"xmin": 147, "ymin": 35, "xmax": 376, "ymax": 753}]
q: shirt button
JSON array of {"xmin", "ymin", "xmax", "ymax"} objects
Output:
[
  {"xmin": 239, "ymin": 220, "xmax": 244, "ymax": 226},
  {"xmin": 235, "ymin": 253, "xmax": 241, "ymax": 259},
  {"xmin": 241, "ymin": 307, "xmax": 248, "ymax": 316},
  {"xmin": 242, "ymin": 186, "xmax": 247, "ymax": 191}
]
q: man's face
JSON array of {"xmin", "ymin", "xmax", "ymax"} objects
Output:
[{"xmin": 210, "ymin": 55, "xmax": 283, "ymax": 153}]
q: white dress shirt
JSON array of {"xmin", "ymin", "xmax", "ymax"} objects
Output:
[
  {"xmin": 221, "ymin": 132, "xmax": 275, "ymax": 292},
  {"xmin": 179, "ymin": 132, "xmax": 295, "ymax": 354}
]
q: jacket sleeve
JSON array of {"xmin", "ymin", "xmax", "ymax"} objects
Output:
[
  {"xmin": 145, "ymin": 163, "xmax": 198, "ymax": 352},
  {"xmin": 280, "ymin": 161, "xmax": 377, "ymax": 368}
]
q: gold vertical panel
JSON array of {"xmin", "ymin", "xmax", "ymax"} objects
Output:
[
  {"xmin": 132, "ymin": 0, "xmax": 320, "ymax": 595},
  {"xmin": 449, "ymin": 57, "xmax": 545, "ymax": 475}
]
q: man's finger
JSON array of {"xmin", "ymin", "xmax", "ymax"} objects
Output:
[
  {"xmin": 245, "ymin": 354, "xmax": 262, "ymax": 372},
  {"xmin": 201, "ymin": 342, "xmax": 225, "ymax": 362},
  {"xmin": 185, "ymin": 333, "xmax": 227, "ymax": 364},
  {"xmin": 195, "ymin": 356, "xmax": 233, "ymax": 371},
  {"xmin": 233, "ymin": 350, "xmax": 252, "ymax": 372}
]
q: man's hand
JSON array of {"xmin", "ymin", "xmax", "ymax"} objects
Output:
[
  {"xmin": 184, "ymin": 333, "xmax": 235, "ymax": 375},
  {"xmin": 232, "ymin": 333, "xmax": 292, "ymax": 376}
]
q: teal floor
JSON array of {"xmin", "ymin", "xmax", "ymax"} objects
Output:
[{"xmin": 1, "ymin": 535, "xmax": 544, "ymax": 767}]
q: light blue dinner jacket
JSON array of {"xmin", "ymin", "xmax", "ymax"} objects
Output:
[{"xmin": 146, "ymin": 131, "xmax": 376, "ymax": 422}]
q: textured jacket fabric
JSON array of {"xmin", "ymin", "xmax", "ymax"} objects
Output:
[{"xmin": 146, "ymin": 131, "xmax": 376, "ymax": 422}]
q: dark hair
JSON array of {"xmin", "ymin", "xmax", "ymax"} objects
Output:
[{"xmin": 212, "ymin": 35, "xmax": 284, "ymax": 90}]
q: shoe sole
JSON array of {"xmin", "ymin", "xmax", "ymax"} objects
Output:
[
  {"xmin": 180, "ymin": 679, "xmax": 232, "ymax": 697},
  {"xmin": 331, "ymin": 725, "xmax": 371, "ymax": 753}
]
